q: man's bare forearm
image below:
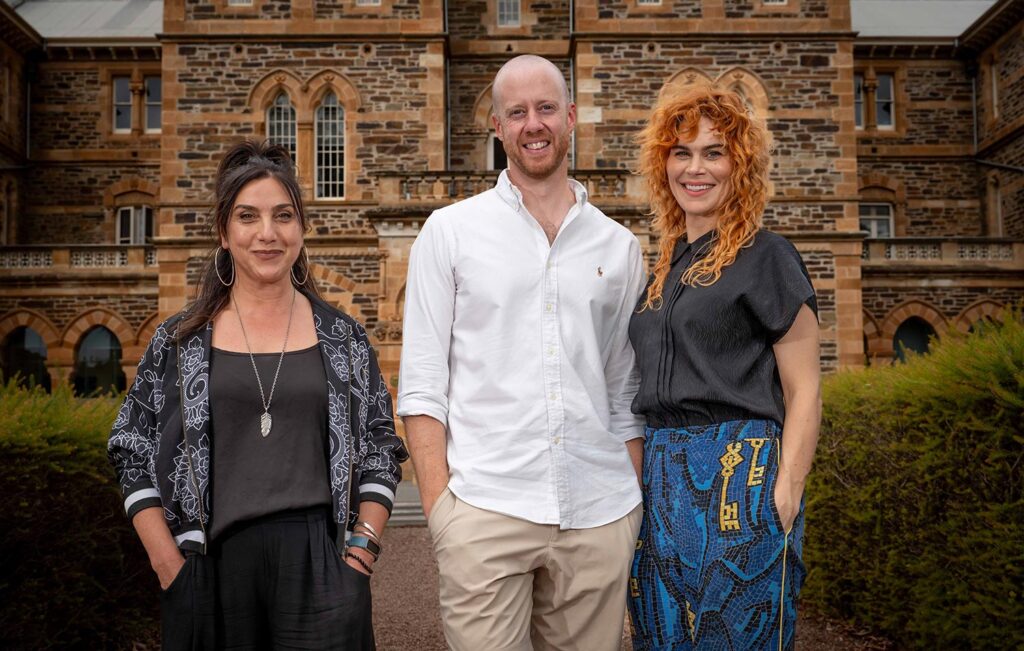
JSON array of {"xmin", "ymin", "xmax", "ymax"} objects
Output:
[{"xmin": 404, "ymin": 414, "xmax": 450, "ymax": 518}]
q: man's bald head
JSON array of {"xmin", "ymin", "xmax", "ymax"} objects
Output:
[{"xmin": 491, "ymin": 55, "xmax": 571, "ymax": 115}]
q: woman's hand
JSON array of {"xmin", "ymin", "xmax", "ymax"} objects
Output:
[
  {"xmin": 773, "ymin": 477, "xmax": 801, "ymax": 534},
  {"xmin": 345, "ymin": 546, "xmax": 375, "ymax": 576},
  {"xmin": 154, "ymin": 553, "xmax": 187, "ymax": 590}
]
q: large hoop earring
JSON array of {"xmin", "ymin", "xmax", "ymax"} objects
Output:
[
  {"xmin": 215, "ymin": 248, "xmax": 234, "ymax": 287},
  {"xmin": 291, "ymin": 247, "xmax": 310, "ymax": 286}
]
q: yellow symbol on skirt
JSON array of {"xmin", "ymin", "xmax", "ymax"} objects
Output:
[
  {"xmin": 747, "ymin": 438, "xmax": 769, "ymax": 487},
  {"xmin": 685, "ymin": 600, "xmax": 696, "ymax": 641},
  {"xmin": 719, "ymin": 442, "xmax": 744, "ymax": 532},
  {"xmin": 630, "ymin": 577, "xmax": 640, "ymax": 598}
]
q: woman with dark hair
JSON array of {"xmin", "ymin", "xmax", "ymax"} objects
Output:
[
  {"xmin": 627, "ymin": 86, "xmax": 821, "ymax": 650},
  {"xmin": 108, "ymin": 140, "xmax": 407, "ymax": 650}
]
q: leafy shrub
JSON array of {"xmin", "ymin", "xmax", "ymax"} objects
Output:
[
  {"xmin": 0, "ymin": 380, "xmax": 158, "ymax": 649},
  {"xmin": 803, "ymin": 315, "xmax": 1023, "ymax": 649}
]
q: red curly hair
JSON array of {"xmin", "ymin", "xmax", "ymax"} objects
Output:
[{"xmin": 638, "ymin": 85, "xmax": 772, "ymax": 310}]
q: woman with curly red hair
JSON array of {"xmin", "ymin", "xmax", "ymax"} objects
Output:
[{"xmin": 626, "ymin": 86, "xmax": 821, "ymax": 649}]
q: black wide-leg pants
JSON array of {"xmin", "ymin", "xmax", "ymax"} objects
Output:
[{"xmin": 160, "ymin": 507, "xmax": 374, "ymax": 651}]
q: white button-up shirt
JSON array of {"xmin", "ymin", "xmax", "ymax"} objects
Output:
[{"xmin": 398, "ymin": 171, "xmax": 645, "ymax": 529}]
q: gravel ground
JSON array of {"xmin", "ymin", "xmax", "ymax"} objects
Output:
[{"xmin": 373, "ymin": 526, "xmax": 894, "ymax": 651}]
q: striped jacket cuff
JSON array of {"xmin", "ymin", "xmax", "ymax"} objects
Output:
[
  {"xmin": 124, "ymin": 485, "xmax": 162, "ymax": 520},
  {"xmin": 358, "ymin": 481, "xmax": 396, "ymax": 515}
]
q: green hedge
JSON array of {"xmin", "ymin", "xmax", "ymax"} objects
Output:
[
  {"xmin": 803, "ymin": 314, "xmax": 1023, "ymax": 649},
  {"xmin": 0, "ymin": 380, "xmax": 158, "ymax": 649}
]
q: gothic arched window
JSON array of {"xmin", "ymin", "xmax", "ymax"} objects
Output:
[
  {"xmin": 315, "ymin": 92, "xmax": 345, "ymax": 199},
  {"xmin": 267, "ymin": 92, "xmax": 297, "ymax": 161}
]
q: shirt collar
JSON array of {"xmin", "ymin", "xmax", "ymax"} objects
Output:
[
  {"xmin": 670, "ymin": 228, "xmax": 716, "ymax": 266},
  {"xmin": 495, "ymin": 169, "xmax": 589, "ymax": 213}
]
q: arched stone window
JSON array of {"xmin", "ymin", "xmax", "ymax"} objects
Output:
[
  {"xmin": 266, "ymin": 91, "xmax": 297, "ymax": 161},
  {"xmin": 893, "ymin": 317, "xmax": 936, "ymax": 363},
  {"xmin": 487, "ymin": 132, "xmax": 508, "ymax": 171},
  {"xmin": 315, "ymin": 92, "xmax": 345, "ymax": 199},
  {"xmin": 73, "ymin": 326, "xmax": 125, "ymax": 395},
  {"xmin": 1, "ymin": 326, "xmax": 50, "ymax": 391},
  {"xmin": 116, "ymin": 205, "xmax": 154, "ymax": 245}
]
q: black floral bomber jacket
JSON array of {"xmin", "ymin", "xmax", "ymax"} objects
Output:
[{"xmin": 107, "ymin": 291, "xmax": 408, "ymax": 553}]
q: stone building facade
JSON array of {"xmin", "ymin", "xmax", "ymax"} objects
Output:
[{"xmin": 0, "ymin": 0, "xmax": 1021, "ymax": 399}]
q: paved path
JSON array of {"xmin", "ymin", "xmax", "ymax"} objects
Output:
[{"xmin": 372, "ymin": 526, "xmax": 892, "ymax": 651}]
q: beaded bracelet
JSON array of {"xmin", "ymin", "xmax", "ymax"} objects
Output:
[{"xmin": 345, "ymin": 552, "xmax": 373, "ymax": 575}]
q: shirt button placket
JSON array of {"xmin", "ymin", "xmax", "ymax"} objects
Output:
[{"xmin": 541, "ymin": 248, "xmax": 568, "ymax": 527}]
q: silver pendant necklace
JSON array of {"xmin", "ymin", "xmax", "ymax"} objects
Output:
[{"xmin": 232, "ymin": 286, "xmax": 296, "ymax": 438}]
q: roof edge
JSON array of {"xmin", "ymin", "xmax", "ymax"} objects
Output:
[{"xmin": 1, "ymin": 1, "xmax": 43, "ymax": 51}]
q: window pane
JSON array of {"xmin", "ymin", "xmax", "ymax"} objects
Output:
[
  {"xmin": 146, "ymin": 106, "xmax": 161, "ymax": 130},
  {"xmin": 145, "ymin": 77, "xmax": 161, "ymax": 102},
  {"xmin": 73, "ymin": 326, "xmax": 125, "ymax": 395},
  {"xmin": 877, "ymin": 101, "xmax": 893, "ymax": 126},
  {"xmin": 113, "ymin": 77, "xmax": 131, "ymax": 103},
  {"xmin": 498, "ymin": 0, "xmax": 520, "ymax": 26},
  {"xmin": 118, "ymin": 207, "xmax": 132, "ymax": 244},
  {"xmin": 113, "ymin": 77, "xmax": 132, "ymax": 131},
  {"xmin": 316, "ymin": 93, "xmax": 345, "ymax": 199},
  {"xmin": 144, "ymin": 207, "xmax": 154, "ymax": 240},
  {"xmin": 145, "ymin": 77, "xmax": 161, "ymax": 130},
  {"xmin": 267, "ymin": 93, "xmax": 297, "ymax": 162},
  {"xmin": 854, "ymin": 74, "xmax": 863, "ymax": 127},
  {"xmin": 876, "ymin": 74, "xmax": 893, "ymax": 101},
  {"xmin": 1, "ymin": 326, "xmax": 50, "ymax": 391},
  {"xmin": 876, "ymin": 74, "xmax": 894, "ymax": 127}
]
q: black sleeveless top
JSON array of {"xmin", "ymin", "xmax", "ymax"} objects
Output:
[
  {"xmin": 628, "ymin": 230, "xmax": 817, "ymax": 429},
  {"xmin": 208, "ymin": 344, "xmax": 331, "ymax": 541}
]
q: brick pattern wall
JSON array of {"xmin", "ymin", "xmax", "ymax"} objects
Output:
[
  {"xmin": 856, "ymin": 63, "xmax": 974, "ymax": 148},
  {"xmin": 763, "ymin": 202, "xmax": 842, "ymax": 231},
  {"xmin": 0, "ymin": 41, "xmax": 27, "ymax": 159},
  {"xmin": 448, "ymin": 0, "xmax": 570, "ymax": 40},
  {"xmin": 724, "ymin": 0, "xmax": 830, "ymax": 18},
  {"xmin": 863, "ymin": 286, "xmax": 1022, "ymax": 325},
  {"xmin": 315, "ymin": 1, "xmax": 422, "ymax": 19},
  {"xmin": 20, "ymin": 165, "xmax": 160, "ymax": 243},
  {"xmin": 994, "ymin": 26, "xmax": 1024, "ymax": 127},
  {"xmin": 596, "ymin": 0, "xmax": 701, "ymax": 19},
  {"xmin": 0, "ymin": 294, "xmax": 157, "ymax": 333},
  {"xmin": 187, "ymin": 0, "xmax": 292, "ymax": 20},
  {"xmin": 311, "ymin": 254, "xmax": 381, "ymax": 328},
  {"xmin": 31, "ymin": 63, "xmax": 162, "ymax": 150},
  {"xmin": 800, "ymin": 250, "xmax": 838, "ymax": 371},
  {"xmin": 33, "ymin": 68, "xmax": 102, "ymax": 150},
  {"xmin": 857, "ymin": 159, "xmax": 983, "ymax": 237},
  {"xmin": 994, "ymin": 136, "xmax": 1024, "ymax": 238}
]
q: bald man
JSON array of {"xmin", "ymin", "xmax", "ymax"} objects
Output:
[{"xmin": 398, "ymin": 55, "xmax": 645, "ymax": 651}]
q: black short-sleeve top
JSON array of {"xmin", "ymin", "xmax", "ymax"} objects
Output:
[{"xmin": 628, "ymin": 229, "xmax": 817, "ymax": 429}]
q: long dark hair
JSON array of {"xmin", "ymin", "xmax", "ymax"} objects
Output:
[{"xmin": 177, "ymin": 140, "xmax": 321, "ymax": 339}]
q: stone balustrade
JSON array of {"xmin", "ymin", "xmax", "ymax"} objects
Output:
[
  {"xmin": 376, "ymin": 169, "xmax": 644, "ymax": 206},
  {"xmin": 861, "ymin": 238, "xmax": 1023, "ymax": 268},
  {"xmin": 0, "ymin": 245, "xmax": 157, "ymax": 272}
]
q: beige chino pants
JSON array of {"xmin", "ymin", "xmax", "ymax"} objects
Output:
[{"xmin": 428, "ymin": 488, "xmax": 642, "ymax": 651}]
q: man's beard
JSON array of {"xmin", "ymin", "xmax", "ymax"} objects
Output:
[{"xmin": 504, "ymin": 129, "xmax": 571, "ymax": 181}]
